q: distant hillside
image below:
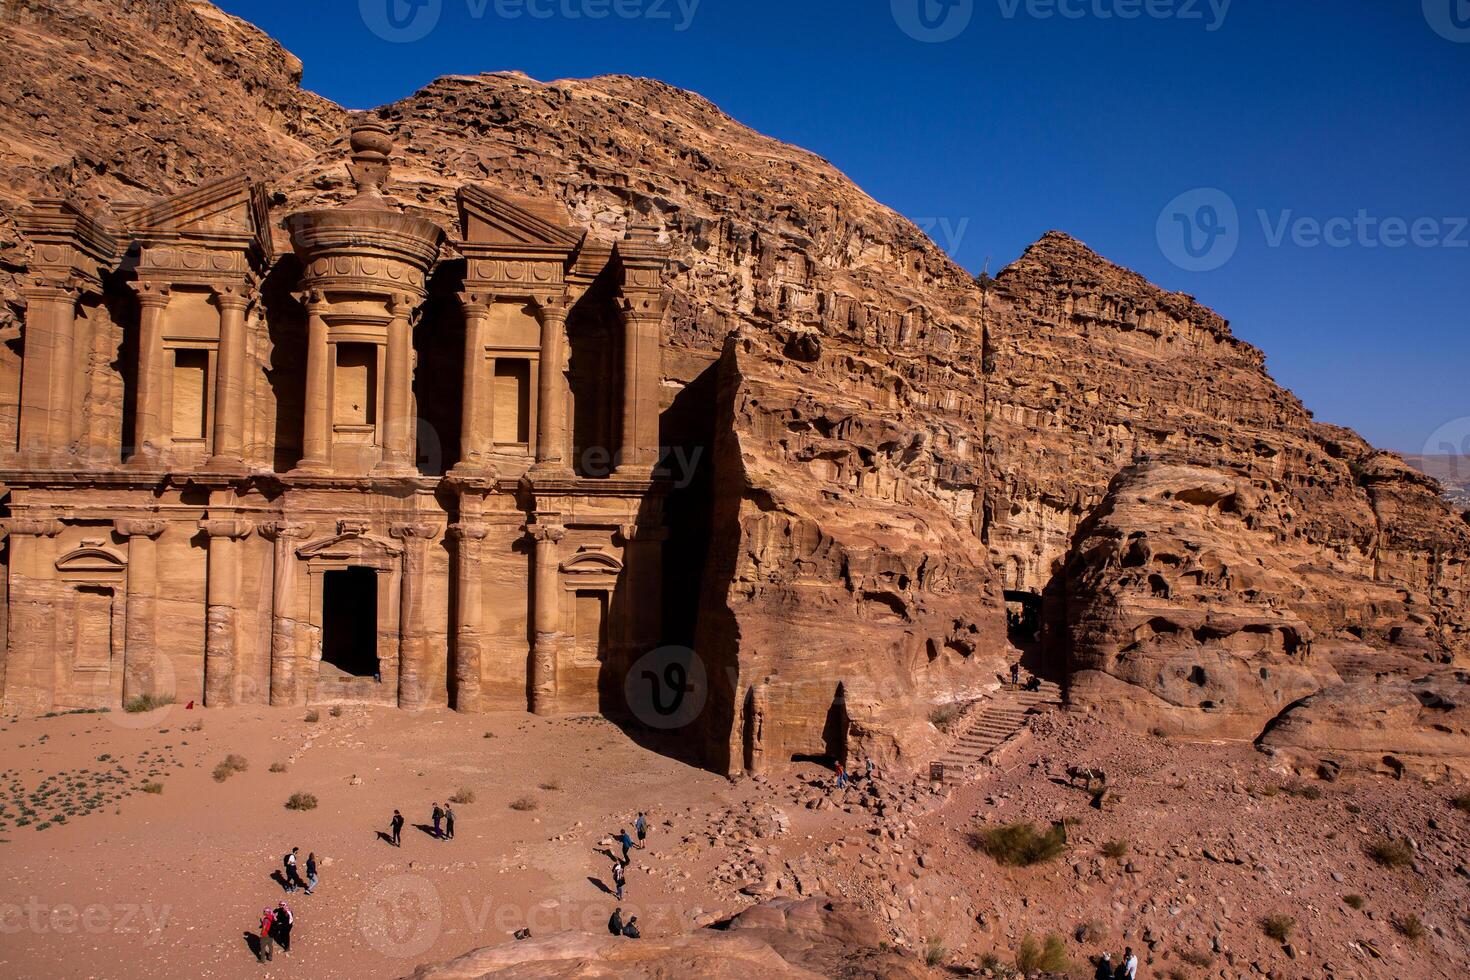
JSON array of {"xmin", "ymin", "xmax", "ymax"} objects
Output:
[{"xmin": 1404, "ymin": 455, "xmax": 1470, "ymax": 509}]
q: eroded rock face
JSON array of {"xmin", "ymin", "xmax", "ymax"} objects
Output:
[
  {"xmin": 1259, "ymin": 670, "xmax": 1470, "ymax": 780},
  {"xmin": 1060, "ymin": 462, "xmax": 1464, "ymax": 738},
  {"xmin": 402, "ymin": 897, "xmax": 923, "ymax": 980}
]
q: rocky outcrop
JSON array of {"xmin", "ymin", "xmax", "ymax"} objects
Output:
[
  {"xmin": 1060, "ymin": 462, "xmax": 1461, "ymax": 738},
  {"xmin": 402, "ymin": 897, "xmax": 923, "ymax": 979}
]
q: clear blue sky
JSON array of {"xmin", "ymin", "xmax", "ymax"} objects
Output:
[{"xmin": 216, "ymin": 0, "xmax": 1469, "ymax": 454}]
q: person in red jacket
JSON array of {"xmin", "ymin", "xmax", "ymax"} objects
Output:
[{"xmin": 255, "ymin": 907, "xmax": 275, "ymax": 963}]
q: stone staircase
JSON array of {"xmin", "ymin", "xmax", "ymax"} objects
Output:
[{"xmin": 934, "ymin": 680, "xmax": 1063, "ymax": 777}]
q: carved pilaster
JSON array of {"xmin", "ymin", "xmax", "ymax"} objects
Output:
[
  {"xmin": 448, "ymin": 521, "xmax": 491, "ymax": 713},
  {"xmin": 261, "ymin": 521, "xmax": 314, "ymax": 705},
  {"xmin": 199, "ymin": 519, "xmax": 253, "ymax": 707},
  {"xmin": 116, "ymin": 520, "xmax": 167, "ymax": 703},
  {"xmin": 530, "ymin": 297, "xmax": 573, "ymax": 477},
  {"xmin": 127, "ymin": 282, "xmax": 171, "ymax": 465},
  {"xmin": 206, "ymin": 284, "xmax": 252, "ymax": 471},
  {"xmin": 295, "ymin": 288, "xmax": 331, "ymax": 473},
  {"xmin": 17, "ymin": 281, "xmax": 82, "ymax": 460},
  {"xmin": 390, "ymin": 522, "xmax": 440, "ymax": 710},
  {"xmin": 377, "ymin": 292, "xmax": 421, "ymax": 474},
  {"xmin": 527, "ymin": 519, "xmax": 567, "ymax": 715},
  {"xmin": 455, "ymin": 291, "xmax": 493, "ymax": 473}
]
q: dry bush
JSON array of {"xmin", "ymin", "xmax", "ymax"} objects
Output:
[
  {"xmin": 1368, "ymin": 838, "xmax": 1414, "ymax": 868},
  {"xmin": 509, "ymin": 797, "xmax": 537, "ymax": 811},
  {"xmin": 329, "ymin": 706, "xmax": 343, "ymax": 717},
  {"xmin": 304, "ymin": 710, "xmax": 320, "ymax": 723},
  {"xmin": 449, "ymin": 788, "xmax": 476, "ymax": 804},
  {"xmin": 929, "ymin": 703, "xmax": 962, "ymax": 732},
  {"xmin": 1073, "ymin": 920, "xmax": 1105, "ymax": 944},
  {"xmin": 268, "ymin": 762, "xmax": 287, "ymax": 774},
  {"xmin": 923, "ymin": 937, "xmax": 946, "ymax": 967},
  {"xmin": 1015, "ymin": 934, "xmax": 1068, "ymax": 973},
  {"xmin": 969, "ymin": 822, "xmax": 1068, "ymax": 866},
  {"xmin": 1261, "ymin": 914, "xmax": 1295, "ymax": 943},
  {"xmin": 539, "ymin": 780, "xmax": 561, "ymax": 791},
  {"xmin": 212, "ymin": 754, "xmax": 249, "ymax": 782},
  {"xmin": 1177, "ymin": 947, "xmax": 1213, "ymax": 967},
  {"xmin": 141, "ymin": 782, "xmax": 163, "ymax": 794},
  {"xmin": 1101, "ymin": 839, "xmax": 1129, "ymax": 859},
  {"xmin": 123, "ymin": 694, "xmax": 175, "ymax": 714},
  {"xmin": 285, "ymin": 792, "xmax": 318, "ymax": 811},
  {"xmin": 1394, "ymin": 914, "xmax": 1425, "ymax": 941},
  {"xmin": 1452, "ymin": 792, "xmax": 1470, "ymax": 814},
  {"xmin": 1344, "ymin": 894, "xmax": 1365, "ymax": 910}
]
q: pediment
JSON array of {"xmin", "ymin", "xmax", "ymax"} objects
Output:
[
  {"xmin": 296, "ymin": 532, "xmax": 403, "ymax": 562},
  {"xmin": 122, "ymin": 175, "xmax": 273, "ymax": 260},
  {"xmin": 560, "ymin": 548, "xmax": 624, "ymax": 574},
  {"xmin": 55, "ymin": 546, "xmax": 127, "ymax": 573},
  {"xmin": 457, "ymin": 185, "xmax": 583, "ymax": 251}
]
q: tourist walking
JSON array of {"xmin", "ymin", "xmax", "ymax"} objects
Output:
[
  {"xmin": 432, "ymin": 802, "xmax": 444, "ymax": 839},
  {"xmin": 255, "ymin": 907, "xmax": 275, "ymax": 963},
  {"xmin": 273, "ymin": 901, "xmax": 294, "ymax": 954},
  {"xmin": 1010, "ymin": 661, "xmax": 1021, "ymax": 687},
  {"xmin": 835, "ymin": 760, "xmax": 847, "ymax": 789},
  {"xmin": 1122, "ymin": 946, "xmax": 1138, "ymax": 979},
  {"xmin": 617, "ymin": 828, "xmax": 634, "ymax": 863},
  {"xmin": 390, "ymin": 809, "xmax": 405, "ymax": 847},
  {"xmin": 444, "ymin": 804, "xmax": 456, "ymax": 840},
  {"xmin": 1093, "ymin": 952, "xmax": 1112, "ymax": 980},
  {"xmin": 635, "ymin": 811, "xmax": 648, "ymax": 848},
  {"xmin": 621, "ymin": 914, "xmax": 641, "ymax": 939},
  {"xmin": 865, "ymin": 757, "xmax": 875, "ymax": 781},
  {"xmin": 304, "ymin": 852, "xmax": 318, "ymax": 895},
  {"xmin": 283, "ymin": 847, "xmax": 303, "ymax": 893},
  {"xmin": 608, "ymin": 907, "xmax": 624, "ymax": 935},
  {"xmin": 611, "ymin": 859, "xmax": 626, "ymax": 900}
]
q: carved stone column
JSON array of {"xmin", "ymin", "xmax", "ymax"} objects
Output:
[
  {"xmin": 619, "ymin": 522, "xmax": 668, "ymax": 653},
  {"xmin": 127, "ymin": 282, "xmax": 170, "ymax": 464},
  {"xmin": 616, "ymin": 306, "xmax": 664, "ymax": 476},
  {"xmin": 17, "ymin": 283, "xmax": 81, "ymax": 459},
  {"xmin": 378, "ymin": 293, "xmax": 418, "ymax": 474},
  {"xmin": 455, "ymin": 292, "xmax": 491, "ymax": 471},
  {"xmin": 2, "ymin": 518, "xmax": 63, "ymax": 714},
  {"xmin": 261, "ymin": 521, "xmax": 313, "ymax": 705},
  {"xmin": 391, "ymin": 522, "xmax": 439, "ymax": 709},
  {"xmin": 200, "ymin": 519, "xmax": 253, "ymax": 707},
  {"xmin": 531, "ymin": 299, "xmax": 572, "ymax": 475},
  {"xmin": 528, "ymin": 519, "xmax": 566, "ymax": 715},
  {"xmin": 297, "ymin": 290, "xmax": 331, "ymax": 472},
  {"xmin": 116, "ymin": 519, "xmax": 166, "ymax": 703},
  {"xmin": 448, "ymin": 519, "xmax": 489, "ymax": 713},
  {"xmin": 207, "ymin": 285, "xmax": 250, "ymax": 471}
]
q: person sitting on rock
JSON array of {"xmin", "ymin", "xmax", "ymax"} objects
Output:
[
  {"xmin": 621, "ymin": 915, "xmax": 641, "ymax": 939},
  {"xmin": 608, "ymin": 907, "xmax": 624, "ymax": 935}
]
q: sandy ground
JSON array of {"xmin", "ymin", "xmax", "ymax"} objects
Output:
[{"xmin": 3, "ymin": 703, "xmax": 1469, "ymax": 979}]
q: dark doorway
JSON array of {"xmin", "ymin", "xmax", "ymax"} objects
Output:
[
  {"xmin": 1005, "ymin": 589, "xmax": 1043, "ymax": 644},
  {"xmin": 821, "ymin": 683, "xmax": 849, "ymax": 764},
  {"xmin": 321, "ymin": 568, "xmax": 379, "ymax": 678}
]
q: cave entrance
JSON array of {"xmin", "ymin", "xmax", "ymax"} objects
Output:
[
  {"xmin": 821, "ymin": 683, "xmax": 849, "ymax": 765},
  {"xmin": 320, "ymin": 567, "xmax": 380, "ymax": 680},
  {"xmin": 1005, "ymin": 589, "xmax": 1043, "ymax": 645}
]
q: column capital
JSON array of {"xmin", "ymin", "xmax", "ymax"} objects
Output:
[
  {"xmin": 390, "ymin": 521, "xmax": 441, "ymax": 542},
  {"xmin": 115, "ymin": 519, "xmax": 167, "ymax": 540},
  {"xmin": 20, "ymin": 279, "xmax": 82, "ymax": 303},
  {"xmin": 199, "ymin": 519, "xmax": 254, "ymax": 540},
  {"xmin": 619, "ymin": 295, "xmax": 668, "ymax": 321},
  {"xmin": 129, "ymin": 280, "xmax": 172, "ymax": 308},
  {"xmin": 388, "ymin": 292, "xmax": 423, "ymax": 318},
  {"xmin": 525, "ymin": 521, "xmax": 566, "ymax": 545},
  {"xmin": 8, "ymin": 517, "xmax": 64, "ymax": 538},
  {"xmin": 447, "ymin": 522, "xmax": 491, "ymax": 542},
  {"xmin": 530, "ymin": 295, "xmax": 571, "ymax": 322},
  {"xmin": 457, "ymin": 290, "xmax": 494, "ymax": 315},
  {"xmin": 210, "ymin": 282, "xmax": 252, "ymax": 312},
  {"xmin": 618, "ymin": 523, "xmax": 669, "ymax": 544},
  {"xmin": 260, "ymin": 520, "xmax": 315, "ymax": 543},
  {"xmin": 292, "ymin": 287, "xmax": 329, "ymax": 311}
]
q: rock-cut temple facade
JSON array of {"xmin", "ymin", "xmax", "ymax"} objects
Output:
[{"xmin": 0, "ymin": 123, "xmax": 671, "ymax": 717}]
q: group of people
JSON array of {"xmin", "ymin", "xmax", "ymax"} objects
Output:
[
  {"xmin": 384, "ymin": 802, "xmax": 456, "ymax": 847},
  {"xmin": 281, "ymin": 846, "xmax": 318, "ymax": 895},
  {"xmin": 253, "ymin": 901, "xmax": 295, "ymax": 963},
  {"xmin": 833, "ymin": 756, "xmax": 876, "ymax": 790},
  {"xmin": 608, "ymin": 812, "xmax": 649, "ymax": 901},
  {"xmin": 1095, "ymin": 946, "xmax": 1139, "ymax": 979}
]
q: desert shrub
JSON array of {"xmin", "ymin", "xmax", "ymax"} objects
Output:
[
  {"xmin": 123, "ymin": 693, "xmax": 174, "ymax": 714},
  {"xmin": 1452, "ymin": 792, "xmax": 1470, "ymax": 814},
  {"xmin": 304, "ymin": 710, "xmax": 320, "ymax": 723},
  {"xmin": 929, "ymin": 703, "xmax": 962, "ymax": 732},
  {"xmin": 269, "ymin": 762, "xmax": 287, "ymax": 773},
  {"xmin": 483, "ymin": 731, "xmax": 494, "ymax": 739},
  {"xmin": 1073, "ymin": 920, "xmax": 1105, "ymax": 944},
  {"xmin": 285, "ymin": 792, "xmax": 318, "ymax": 811},
  {"xmin": 1262, "ymin": 914, "xmax": 1295, "ymax": 943},
  {"xmin": 141, "ymin": 782, "xmax": 163, "ymax": 794},
  {"xmin": 1287, "ymin": 782, "xmax": 1322, "ymax": 801},
  {"xmin": 1102, "ymin": 839, "xmax": 1129, "ymax": 859},
  {"xmin": 1368, "ymin": 838, "xmax": 1414, "ymax": 868},
  {"xmin": 449, "ymin": 788, "xmax": 476, "ymax": 804},
  {"xmin": 1344, "ymin": 802, "xmax": 1362, "ymax": 814},
  {"xmin": 539, "ymin": 779, "xmax": 562, "ymax": 792},
  {"xmin": 1177, "ymin": 947, "xmax": 1213, "ymax": 967},
  {"xmin": 212, "ymin": 754, "xmax": 248, "ymax": 782},
  {"xmin": 1015, "ymin": 933, "xmax": 1068, "ymax": 973},
  {"xmin": 509, "ymin": 796, "xmax": 538, "ymax": 812},
  {"xmin": 1344, "ymin": 894, "xmax": 1365, "ymax": 910},
  {"xmin": 969, "ymin": 821, "xmax": 1068, "ymax": 867},
  {"xmin": 1149, "ymin": 726, "xmax": 1168, "ymax": 739},
  {"xmin": 1393, "ymin": 913, "xmax": 1425, "ymax": 941},
  {"xmin": 924, "ymin": 937, "xmax": 946, "ymax": 967},
  {"xmin": 978, "ymin": 952, "xmax": 1004, "ymax": 972}
]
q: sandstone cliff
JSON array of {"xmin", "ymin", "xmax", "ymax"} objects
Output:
[{"xmin": 2, "ymin": 0, "xmax": 1466, "ymax": 768}]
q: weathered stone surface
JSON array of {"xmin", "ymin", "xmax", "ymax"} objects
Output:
[{"xmin": 402, "ymin": 897, "xmax": 922, "ymax": 979}]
